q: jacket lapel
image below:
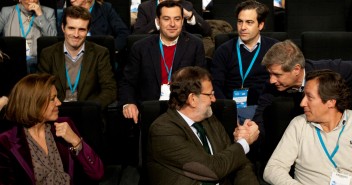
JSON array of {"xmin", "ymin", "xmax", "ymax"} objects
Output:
[
  {"xmin": 8, "ymin": 126, "xmax": 35, "ymax": 183},
  {"xmin": 77, "ymin": 42, "xmax": 93, "ymax": 96},
  {"xmin": 150, "ymin": 35, "xmax": 162, "ymax": 86},
  {"xmin": 56, "ymin": 42, "xmax": 68, "ymax": 95},
  {"xmin": 172, "ymin": 32, "xmax": 188, "ymax": 71}
]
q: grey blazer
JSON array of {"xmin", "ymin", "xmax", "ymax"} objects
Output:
[{"xmin": 0, "ymin": 4, "xmax": 57, "ymax": 56}]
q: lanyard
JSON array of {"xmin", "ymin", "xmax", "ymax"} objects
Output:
[
  {"xmin": 16, "ymin": 5, "xmax": 34, "ymax": 38},
  {"xmin": 65, "ymin": 65, "xmax": 82, "ymax": 94},
  {"xmin": 159, "ymin": 39, "xmax": 176, "ymax": 83},
  {"xmin": 89, "ymin": 1, "xmax": 95, "ymax": 13},
  {"xmin": 316, "ymin": 121, "xmax": 346, "ymax": 169},
  {"xmin": 236, "ymin": 39, "xmax": 261, "ymax": 88}
]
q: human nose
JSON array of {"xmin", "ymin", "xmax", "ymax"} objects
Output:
[
  {"xmin": 269, "ymin": 74, "xmax": 277, "ymax": 84},
  {"xmin": 56, "ymin": 98, "xmax": 62, "ymax": 106},
  {"xmin": 170, "ymin": 19, "xmax": 175, "ymax": 26},
  {"xmin": 300, "ymin": 96, "xmax": 307, "ymax": 108}
]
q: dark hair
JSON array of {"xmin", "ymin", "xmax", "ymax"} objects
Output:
[
  {"xmin": 262, "ymin": 40, "xmax": 305, "ymax": 72},
  {"xmin": 235, "ymin": 0, "xmax": 269, "ymax": 23},
  {"xmin": 156, "ymin": 0, "xmax": 183, "ymax": 18},
  {"xmin": 169, "ymin": 66, "xmax": 211, "ymax": 109},
  {"xmin": 62, "ymin": 6, "xmax": 92, "ymax": 29},
  {"xmin": 306, "ymin": 69, "xmax": 351, "ymax": 112},
  {"xmin": 5, "ymin": 74, "xmax": 56, "ymax": 127}
]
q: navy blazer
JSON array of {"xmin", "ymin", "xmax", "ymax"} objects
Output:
[
  {"xmin": 0, "ymin": 117, "xmax": 104, "ymax": 184},
  {"xmin": 119, "ymin": 32, "xmax": 206, "ymax": 106}
]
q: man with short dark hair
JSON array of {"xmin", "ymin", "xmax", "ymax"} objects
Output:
[
  {"xmin": 148, "ymin": 66, "xmax": 260, "ymax": 185},
  {"xmin": 38, "ymin": 6, "xmax": 117, "ymax": 110},
  {"xmin": 120, "ymin": 0, "xmax": 206, "ymax": 123},
  {"xmin": 264, "ymin": 69, "xmax": 352, "ymax": 184}
]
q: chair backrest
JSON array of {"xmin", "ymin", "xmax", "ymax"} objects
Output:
[
  {"xmin": 286, "ymin": 0, "xmax": 346, "ymax": 44},
  {"xmin": 0, "ymin": 37, "xmax": 27, "ymax": 96},
  {"xmin": 211, "ymin": 0, "xmax": 237, "ymax": 29},
  {"xmin": 262, "ymin": 95, "xmax": 303, "ymax": 162},
  {"xmin": 138, "ymin": 99, "xmax": 237, "ymax": 185},
  {"xmin": 37, "ymin": 35, "xmax": 116, "ymax": 73},
  {"xmin": 105, "ymin": 0, "xmax": 131, "ymax": 29},
  {"xmin": 58, "ymin": 101, "xmax": 104, "ymax": 157},
  {"xmin": 214, "ymin": 32, "xmax": 288, "ymax": 50},
  {"xmin": 301, "ymin": 31, "xmax": 352, "ymax": 60},
  {"xmin": 0, "ymin": 0, "xmax": 16, "ymax": 10}
]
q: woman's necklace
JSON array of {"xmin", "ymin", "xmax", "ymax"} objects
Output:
[{"xmin": 24, "ymin": 15, "xmax": 32, "ymax": 24}]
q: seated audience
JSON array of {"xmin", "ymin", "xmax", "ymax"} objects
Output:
[
  {"xmin": 119, "ymin": 0, "xmax": 206, "ymax": 123},
  {"xmin": 68, "ymin": 0, "xmax": 130, "ymax": 51},
  {"xmin": 148, "ymin": 66, "xmax": 260, "ymax": 184},
  {"xmin": 0, "ymin": 0, "xmax": 57, "ymax": 73},
  {"xmin": 264, "ymin": 69, "xmax": 352, "ymax": 184},
  {"xmin": 211, "ymin": 0, "xmax": 278, "ymax": 122},
  {"xmin": 133, "ymin": 0, "xmax": 211, "ymax": 37},
  {"xmin": 0, "ymin": 73, "xmax": 104, "ymax": 184},
  {"xmin": 253, "ymin": 40, "xmax": 352, "ymax": 138},
  {"xmin": 38, "ymin": 6, "xmax": 117, "ymax": 110}
]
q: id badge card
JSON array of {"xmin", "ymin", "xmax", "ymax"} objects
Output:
[
  {"xmin": 330, "ymin": 171, "xmax": 351, "ymax": 185},
  {"xmin": 233, "ymin": 88, "xmax": 248, "ymax": 108},
  {"xmin": 64, "ymin": 90, "xmax": 78, "ymax": 102},
  {"xmin": 159, "ymin": 84, "xmax": 170, "ymax": 100}
]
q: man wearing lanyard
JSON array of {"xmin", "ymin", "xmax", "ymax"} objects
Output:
[
  {"xmin": 210, "ymin": 0, "xmax": 278, "ymax": 123},
  {"xmin": 120, "ymin": 0, "xmax": 206, "ymax": 124},
  {"xmin": 264, "ymin": 69, "xmax": 352, "ymax": 185},
  {"xmin": 38, "ymin": 6, "xmax": 117, "ymax": 110}
]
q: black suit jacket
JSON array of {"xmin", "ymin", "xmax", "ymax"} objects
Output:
[
  {"xmin": 119, "ymin": 32, "xmax": 206, "ymax": 106},
  {"xmin": 133, "ymin": 0, "xmax": 211, "ymax": 36}
]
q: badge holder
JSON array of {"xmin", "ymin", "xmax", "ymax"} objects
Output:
[
  {"xmin": 233, "ymin": 88, "xmax": 249, "ymax": 109},
  {"xmin": 159, "ymin": 84, "xmax": 170, "ymax": 100}
]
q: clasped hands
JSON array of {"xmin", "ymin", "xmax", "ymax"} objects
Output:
[{"xmin": 233, "ymin": 119, "xmax": 260, "ymax": 145}]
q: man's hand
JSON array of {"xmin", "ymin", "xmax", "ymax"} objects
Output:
[
  {"xmin": 123, "ymin": 104, "xmax": 139, "ymax": 124},
  {"xmin": 28, "ymin": 2, "xmax": 43, "ymax": 16},
  {"xmin": 234, "ymin": 119, "xmax": 260, "ymax": 145},
  {"xmin": 183, "ymin": 8, "xmax": 193, "ymax": 21}
]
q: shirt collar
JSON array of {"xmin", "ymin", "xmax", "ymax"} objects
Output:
[
  {"xmin": 238, "ymin": 35, "xmax": 261, "ymax": 52},
  {"xmin": 63, "ymin": 42, "xmax": 85, "ymax": 62},
  {"xmin": 177, "ymin": 110, "xmax": 196, "ymax": 127},
  {"xmin": 159, "ymin": 35, "xmax": 179, "ymax": 46},
  {"xmin": 310, "ymin": 110, "xmax": 347, "ymax": 131}
]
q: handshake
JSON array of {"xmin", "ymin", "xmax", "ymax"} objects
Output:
[{"xmin": 233, "ymin": 119, "xmax": 260, "ymax": 145}]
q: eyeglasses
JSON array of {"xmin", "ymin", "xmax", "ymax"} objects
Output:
[{"xmin": 200, "ymin": 91, "xmax": 215, "ymax": 98}]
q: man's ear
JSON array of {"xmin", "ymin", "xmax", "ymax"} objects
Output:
[
  {"xmin": 292, "ymin": 64, "xmax": 302, "ymax": 76},
  {"xmin": 187, "ymin": 93, "xmax": 198, "ymax": 108},
  {"xmin": 61, "ymin": 23, "xmax": 65, "ymax": 33},
  {"xmin": 155, "ymin": 17, "xmax": 160, "ymax": 27},
  {"xmin": 327, "ymin": 99, "xmax": 337, "ymax": 109},
  {"xmin": 258, "ymin": 21, "xmax": 264, "ymax": 31}
]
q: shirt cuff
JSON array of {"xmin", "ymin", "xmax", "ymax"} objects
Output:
[{"xmin": 237, "ymin": 138, "xmax": 250, "ymax": 154}]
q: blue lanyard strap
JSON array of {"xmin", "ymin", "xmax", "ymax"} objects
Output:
[
  {"xmin": 16, "ymin": 5, "xmax": 34, "ymax": 38},
  {"xmin": 89, "ymin": 1, "xmax": 95, "ymax": 13},
  {"xmin": 236, "ymin": 39, "xmax": 261, "ymax": 88},
  {"xmin": 65, "ymin": 65, "xmax": 82, "ymax": 94},
  {"xmin": 316, "ymin": 122, "xmax": 346, "ymax": 169},
  {"xmin": 159, "ymin": 39, "xmax": 176, "ymax": 83}
]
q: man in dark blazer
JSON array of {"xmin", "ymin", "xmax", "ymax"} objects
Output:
[
  {"xmin": 148, "ymin": 66, "xmax": 260, "ymax": 185},
  {"xmin": 120, "ymin": 1, "xmax": 206, "ymax": 123},
  {"xmin": 133, "ymin": 0, "xmax": 211, "ymax": 37},
  {"xmin": 38, "ymin": 6, "xmax": 117, "ymax": 110}
]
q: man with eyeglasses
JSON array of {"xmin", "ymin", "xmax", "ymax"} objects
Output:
[{"xmin": 148, "ymin": 66, "xmax": 260, "ymax": 185}]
